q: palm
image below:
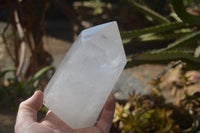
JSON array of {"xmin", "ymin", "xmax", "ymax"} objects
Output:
[{"xmin": 15, "ymin": 91, "xmax": 115, "ymax": 133}]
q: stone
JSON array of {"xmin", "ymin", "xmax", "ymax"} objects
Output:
[{"xmin": 43, "ymin": 21, "xmax": 126, "ymax": 129}]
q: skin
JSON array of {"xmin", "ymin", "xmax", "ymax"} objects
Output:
[{"xmin": 15, "ymin": 91, "xmax": 115, "ymax": 133}]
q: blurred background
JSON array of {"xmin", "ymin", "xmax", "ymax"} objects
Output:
[{"xmin": 0, "ymin": 0, "xmax": 200, "ymax": 132}]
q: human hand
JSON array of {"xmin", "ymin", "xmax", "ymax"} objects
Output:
[{"xmin": 15, "ymin": 90, "xmax": 115, "ymax": 133}]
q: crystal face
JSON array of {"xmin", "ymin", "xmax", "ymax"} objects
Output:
[{"xmin": 43, "ymin": 21, "xmax": 126, "ymax": 129}]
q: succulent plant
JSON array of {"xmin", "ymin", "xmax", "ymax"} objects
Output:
[{"xmin": 122, "ymin": 0, "xmax": 200, "ymax": 68}]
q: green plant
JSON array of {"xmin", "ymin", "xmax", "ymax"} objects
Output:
[
  {"xmin": 87, "ymin": 0, "xmax": 103, "ymax": 15},
  {"xmin": 122, "ymin": 0, "xmax": 200, "ymax": 68},
  {"xmin": 114, "ymin": 61, "xmax": 200, "ymax": 132},
  {"xmin": 113, "ymin": 91, "xmax": 179, "ymax": 133},
  {"xmin": 0, "ymin": 66, "xmax": 54, "ymax": 107}
]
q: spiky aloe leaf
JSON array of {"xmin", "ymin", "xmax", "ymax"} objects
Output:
[
  {"xmin": 123, "ymin": 0, "xmax": 170, "ymax": 24},
  {"xmin": 121, "ymin": 22, "xmax": 191, "ymax": 39},
  {"xmin": 139, "ymin": 32, "xmax": 191, "ymax": 42},
  {"xmin": 171, "ymin": 0, "xmax": 200, "ymax": 25},
  {"xmin": 123, "ymin": 31, "xmax": 191, "ymax": 46},
  {"xmin": 169, "ymin": 12, "xmax": 182, "ymax": 22},
  {"xmin": 152, "ymin": 31, "xmax": 200, "ymax": 53},
  {"xmin": 132, "ymin": 50, "xmax": 200, "ymax": 63}
]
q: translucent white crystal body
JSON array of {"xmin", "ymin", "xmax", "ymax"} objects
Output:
[{"xmin": 44, "ymin": 21, "xmax": 126, "ymax": 129}]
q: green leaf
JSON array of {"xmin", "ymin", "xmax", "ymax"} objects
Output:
[
  {"xmin": 27, "ymin": 66, "xmax": 54, "ymax": 85},
  {"xmin": 123, "ymin": 0, "xmax": 170, "ymax": 24},
  {"xmin": 121, "ymin": 22, "xmax": 191, "ymax": 39},
  {"xmin": 0, "ymin": 68, "xmax": 16, "ymax": 85},
  {"xmin": 88, "ymin": 0, "xmax": 103, "ymax": 15},
  {"xmin": 139, "ymin": 32, "xmax": 191, "ymax": 42},
  {"xmin": 40, "ymin": 106, "xmax": 49, "ymax": 113},
  {"xmin": 152, "ymin": 31, "xmax": 200, "ymax": 53},
  {"xmin": 0, "ymin": 68, "xmax": 16, "ymax": 78},
  {"xmin": 171, "ymin": 0, "xmax": 200, "ymax": 25},
  {"xmin": 131, "ymin": 49, "xmax": 200, "ymax": 62}
]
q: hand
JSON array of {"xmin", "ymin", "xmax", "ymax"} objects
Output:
[{"xmin": 15, "ymin": 91, "xmax": 115, "ymax": 133}]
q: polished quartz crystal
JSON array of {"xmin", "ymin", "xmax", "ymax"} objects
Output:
[{"xmin": 43, "ymin": 21, "xmax": 126, "ymax": 129}]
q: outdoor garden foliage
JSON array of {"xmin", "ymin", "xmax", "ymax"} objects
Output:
[
  {"xmin": 0, "ymin": 66, "xmax": 54, "ymax": 106},
  {"xmin": 113, "ymin": 0, "xmax": 200, "ymax": 132},
  {"xmin": 0, "ymin": 0, "xmax": 200, "ymax": 132},
  {"xmin": 114, "ymin": 61, "xmax": 200, "ymax": 132},
  {"xmin": 123, "ymin": 0, "xmax": 200, "ymax": 68}
]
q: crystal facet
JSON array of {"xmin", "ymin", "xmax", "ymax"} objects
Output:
[{"xmin": 43, "ymin": 21, "xmax": 126, "ymax": 129}]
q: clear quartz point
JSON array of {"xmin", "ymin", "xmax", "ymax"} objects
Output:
[{"xmin": 43, "ymin": 21, "xmax": 126, "ymax": 129}]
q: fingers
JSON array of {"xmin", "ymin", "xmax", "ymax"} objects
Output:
[
  {"xmin": 96, "ymin": 93, "xmax": 116, "ymax": 133},
  {"xmin": 15, "ymin": 91, "xmax": 43, "ymax": 132}
]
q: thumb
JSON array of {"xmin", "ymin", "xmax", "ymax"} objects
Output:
[{"xmin": 15, "ymin": 91, "xmax": 43, "ymax": 132}]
